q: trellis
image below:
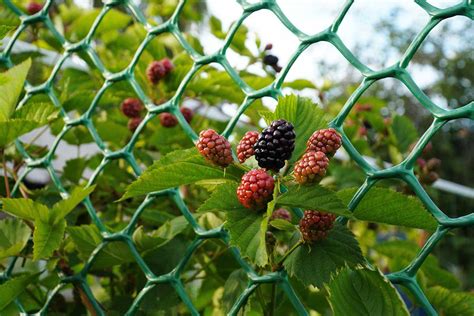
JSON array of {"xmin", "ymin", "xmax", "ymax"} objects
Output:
[{"xmin": 0, "ymin": 0, "xmax": 473, "ymax": 315}]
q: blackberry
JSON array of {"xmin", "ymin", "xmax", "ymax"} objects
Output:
[
  {"xmin": 27, "ymin": 1, "xmax": 43, "ymax": 14},
  {"xmin": 161, "ymin": 58, "xmax": 174, "ymax": 73},
  {"xmin": 254, "ymin": 119, "xmax": 295, "ymax": 171},
  {"xmin": 128, "ymin": 117, "xmax": 142, "ymax": 132},
  {"xmin": 196, "ymin": 129, "xmax": 233, "ymax": 167},
  {"xmin": 180, "ymin": 107, "xmax": 193, "ymax": 123},
  {"xmin": 236, "ymin": 169, "xmax": 274, "ymax": 209},
  {"xmin": 146, "ymin": 61, "xmax": 166, "ymax": 84},
  {"xmin": 159, "ymin": 113, "xmax": 178, "ymax": 128},
  {"xmin": 121, "ymin": 98, "xmax": 143, "ymax": 118},
  {"xmin": 299, "ymin": 210, "xmax": 336, "ymax": 243},
  {"xmin": 293, "ymin": 151, "xmax": 329, "ymax": 184},
  {"xmin": 263, "ymin": 54, "xmax": 279, "ymax": 66},
  {"xmin": 306, "ymin": 128, "xmax": 342, "ymax": 157},
  {"xmin": 237, "ymin": 131, "xmax": 259, "ymax": 163}
]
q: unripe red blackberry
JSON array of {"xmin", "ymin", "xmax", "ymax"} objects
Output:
[
  {"xmin": 180, "ymin": 107, "xmax": 193, "ymax": 123},
  {"xmin": 159, "ymin": 112, "xmax": 178, "ymax": 128},
  {"xmin": 299, "ymin": 210, "xmax": 336, "ymax": 243},
  {"xmin": 293, "ymin": 151, "xmax": 329, "ymax": 184},
  {"xmin": 146, "ymin": 61, "xmax": 166, "ymax": 84},
  {"xmin": 121, "ymin": 98, "xmax": 143, "ymax": 118},
  {"xmin": 128, "ymin": 117, "xmax": 142, "ymax": 132},
  {"xmin": 254, "ymin": 119, "xmax": 296, "ymax": 171},
  {"xmin": 27, "ymin": 1, "xmax": 43, "ymax": 14},
  {"xmin": 264, "ymin": 43, "xmax": 273, "ymax": 51},
  {"xmin": 271, "ymin": 208, "xmax": 292, "ymax": 222},
  {"xmin": 237, "ymin": 131, "xmax": 259, "ymax": 163},
  {"xmin": 306, "ymin": 128, "xmax": 342, "ymax": 157},
  {"xmin": 236, "ymin": 169, "xmax": 274, "ymax": 209},
  {"xmin": 196, "ymin": 129, "xmax": 233, "ymax": 167},
  {"xmin": 161, "ymin": 58, "xmax": 174, "ymax": 73},
  {"xmin": 425, "ymin": 158, "xmax": 441, "ymax": 171}
]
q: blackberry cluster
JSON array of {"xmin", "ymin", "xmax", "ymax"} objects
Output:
[
  {"xmin": 254, "ymin": 119, "xmax": 295, "ymax": 171},
  {"xmin": 299, "ymin": 210, "xmax": 336, "ymax": 243},
  {"xmin": 236, "ymin": 131, "xmax": 259, "ymax": 163},
  {"xmin": 196, "ymin": 129, "xmax": 233, "ymax": 167},
  {"xmin": 146, "ymin": 58, "xmax": 174, "ymax": 84},
  {"xmin": 293, "ymin": 151, "xmax": 329, "ymax": 184},
  {"xmin": 236, "ymin": 169, "xmax": 274, "ymax": 209},
  {"xmin": 306, "ymin": 128, "xmax": 342, "ymax": 157}
]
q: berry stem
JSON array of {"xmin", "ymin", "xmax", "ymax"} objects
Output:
[{"xmin": 275, "ymin": 239, "xmax": 303, "ymax": 267}]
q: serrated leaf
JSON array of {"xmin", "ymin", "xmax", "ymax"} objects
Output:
[
  {"xmin": 33, "ymin": 218, "xmax": 66, "ymax": 260},
  {"xmin": 11, "ymin": 102, "xmax": 58, "ymax": 123},
  {"xmin": 0, "ymin": 273, "xmax": 40, "ymax": 311},
  {"xmin": 122, "ymin": 148, "xmax": 241, "ymax": 200},
  {"xmin": 0, "ymin": 218, "xmax": 31, "ymax": 259},
  {"xmin": 0, "ymin": 59, "xmax": 31, "ymax": 121},
  {"xmin": 1, "ymin": 197, "xmax": 48, "ymax": 221},
  {"xmin": 197, "ymin": 182, "xmax": 243, "ymax": 213},
  {"xmin": 277, "ymin": 185, "xmax": 352, "ymax": 217},
  {"xmin": 62, "ymin": 158, "xmax": 87, "ymax": 183},
  {"xmin": 225, "ymin": 207, "xmax": 268, "ymax": 267},
  {"xmin": 373, "ymin": 240, "xmax": 460, "ymax": 289},
  {"xmin": 0, "ymin": 119, "xmax": 41, "ymax": 147},
  {"xmin": 337, "ymin": 187, "xmax": 437, "ymax": 231},
  {"xmin": 0, "ymin": 25, "xmax": 15, "ymax": 41},
  {"xmin": 273, "ymin": 95, "xmax": 328, "ymax": 162},
  {"xmin": 284, "ymin": 224, "xmax": 365, "ymax": 287},
  {"xmin": 67, "ymin": 225, "xmax": 134, "ymax": 269},
  {"xmin": 327, "ymin": 267, "xmax": 409, "ymax": 316},
  {"xmin": 50, "ymin": 186, "xmax": 95, "ymax": 225},
  {"xmin": 426, "ymin": 286, "xmax": 474, "ymax": 316}
]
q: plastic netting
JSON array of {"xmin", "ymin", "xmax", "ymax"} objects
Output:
[{"xmin": 0, "ymin": 0, "xmax": 473, "ymax": 315}]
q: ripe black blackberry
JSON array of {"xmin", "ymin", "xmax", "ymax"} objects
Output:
[{"xmin": 253, "ymin": 119, "xmax": 295, "ymax": 171}]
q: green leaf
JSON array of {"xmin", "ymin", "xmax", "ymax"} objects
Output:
[
  {"xmin": 0, "ymin": 273, "xmax": 40, "ymax": 311},
  {"xmin": 337, "ymin": 187, "xmax": 438, "ymax": 231},
  {"xmin": 49, "ymin": 186, "xmax": 95, "ymax": 225},
  {"xmin": 282, "ymin": 79, "xmax": 316, "ymax": 90},
  {"xmin": 133, "ymin": 216, "xmax": 189, "ymax": 255},
  {"xmin": 269, "ymin": 218, "xmax": 296, "ymax": 231},
  {"xmin": 0, "ymin": 59, "xmax": 31, "ymax": 121},
  {"xmin": 277, "ymin": 185, "xmax": 352, "ymax": 217},
  {"xmin": 69, "ymin": 9, "xmax": 132, "ymax": 40},
  {"xmin": 197, "ymin": 182, "xmax": 243, "ymax": 213},
  {"xmin": 222, "ymin": 269, "xmax": 248, "ymax": 313},
  {"xmin": 426, "ymin": 286, "xmax": 474, "ymax": 316},
  {"xmin": 0, "ymin": 119, "xmax": 41, "ymax": 147},
  {"xmin": 209, "ymin": 16, "xmax": 225, "ymax": 39},
  {"xmin": 1, "ymin": 197, "xmax": 48, "ymax": 221},
  {"xmin": 390, "ymin": 115, "xmax": 418, "ymax": 153},
  {"xmin": 11, "ymin": 102, "xmax": 58, "ymax": 123},
  {"xmin": 33, "ymin": 219, "xmax": 66, "ymax": 260},
  {"xmin": 0, "ymin": 218, "xmax": 31, "ymax": 259},
  {"xmin": 225, "ymin": 207, "xmax": 268, "ymax": 267},
  {"xmin": 327, "ymin": 267, "xmax": 409, "ymax": 316},
  {"xmin": 273, "ymin": 95, "xmax": 328, "ymax": 162},
  {"xmin": 67, "ymin": 225, "xmax": 134, "ymax": 269},
  {"xmin": 373, "ymin": 240, "xmax": 460, "ymax": 289},
  {"xmin": 0, "ymin": 25, "xmax": 15, "ymax": 40},
  {"xmin": 122, "ymin": 148, "xmax": 241, "ymax": 200},
  {"xmin": 284, "ymin": 224, "xmax": 365, "ymax": 287},
  {"xmin": 62, "ymin": 158, "xmax": 88, "ymax": 183}
]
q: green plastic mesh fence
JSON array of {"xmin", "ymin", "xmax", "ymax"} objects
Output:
[{"xmin": 1, "ymin": 0, "xmax": 473, "ymax": 315}]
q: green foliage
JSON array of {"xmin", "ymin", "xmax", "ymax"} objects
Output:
[
  {"xmin": 0, "ymin": 218, "xmax": 31, "ymax": 259},
  {"xmin": 122, "ymin": 148, "xmax": 242, "ymax": 200},
  {"xmin": 327, "ymin": 267, "xmax": 409, "ymax": 316},
  {"xmin": 337, "ymin": 187, "xmax": 438, "ymax": 231},
  {"xmin": 0, "ymin": 59, "xmax": 30, "ymax": 121},
  {"xmin": 0, "ymin": 273, "xmax": 40, "ymax": 311},
  {"xmin": 426, "ymin": 286, "xmax": 474, "ymax": 316},
  {"xmin": 390, "ymin": 115, "xmax": 418, "ymax": 153},
  {"xmin": 1, "ymin": 186, "xmax": 95, "ymax": 260},
  {"xmin": 284, "ymin": 224, "xmax": 365, "ymax": 287}
]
